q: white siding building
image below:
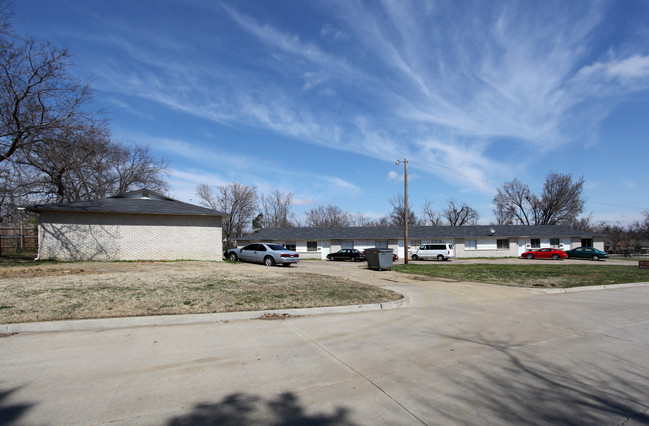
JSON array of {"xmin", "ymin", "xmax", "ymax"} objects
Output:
[{"xmin": 237, "ymin": 225, "xmax": 604, "ymax": 260}]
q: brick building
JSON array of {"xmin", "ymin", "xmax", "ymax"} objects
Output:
[{"xmin": 26, "ymin": 189, "xmax": 228, "ymax": 261}]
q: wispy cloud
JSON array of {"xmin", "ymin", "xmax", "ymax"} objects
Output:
[{"xmin": 83, "ymin": 0, "xmax": 648, "ymax": 197}]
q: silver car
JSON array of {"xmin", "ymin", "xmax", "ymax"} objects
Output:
[{"xmin": 225, "ymin": 243, "xmax": 300, "ymax": 267}]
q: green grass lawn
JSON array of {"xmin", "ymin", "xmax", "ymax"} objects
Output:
[{"xmin": 393, "ymin": 263, "xmax": 649, "ymax": 288}]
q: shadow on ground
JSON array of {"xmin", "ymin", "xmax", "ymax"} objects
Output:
[
  {"xmin": 417, "ymin": 331, "xmax": 649, "ymax": 425},
  {"xmin": 0, "ymin": 386, "xmax": 33, "ymax": 425},
  {"xmin": 167, "ymin": 391, "xmax": 356, "ymax": 425}
]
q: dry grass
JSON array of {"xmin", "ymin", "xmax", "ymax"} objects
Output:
[{"xmin": 0, "ymin": 261, "xmax": 402, "ymax": 324}]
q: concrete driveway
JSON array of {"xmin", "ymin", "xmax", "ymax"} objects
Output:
[{"xmin": 1, "ymin": 261, "xmax": 649, "ymax": 425}]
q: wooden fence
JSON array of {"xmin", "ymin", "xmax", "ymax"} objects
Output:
[{"xmin": 0, "ymin": 223, "xmax": 38, "ymax": 254}]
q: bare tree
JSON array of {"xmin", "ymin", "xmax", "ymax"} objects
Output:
[
  {"xmin": 0, "ymin": 0, "xmax": 11, "ymax": 37},
  {"xmin": 261, "ymin": 189, "xmax": 295, "ymax": 228},
  {"xmin": 196, "ymin": 182, "xmax": 258, "ymax": 248},
  {"xmin": 421, "ymin": 198, "xmax": 443, "ymax": 226},
  {"xmin": 631, "ymin": 210, "xmax": 649, "ymax": 241},
  {"xmin": 443, "ymin": 199, "xmax": 479, "ymax": 226},
  {"xmin": 0, "ymin": 2, "xmax": 168, "ymax": 212},
  {"xmin": 14, "ymin": 121, "xmax": 167, "ymax": 203},
  {"xmin": 112, "ymin": 145, "xmax": 168, "ymax": 196},
  {"xmin": 491, "ymin": 205, "xmax": 514, "ymax": 225},
  {"xmin": 349, "ymin": 213, "xmax": 378, "ymax": 227},
  {"xmin": 564, "ymin": 212, "xmax": 593, "ymax": 231},
  {"xmin": 305, "ymin": 204, "xmax": 350, "ymax": 227},
  {"xmin": 593, "ymin": 222, "xmax": 630, "ymax": 253},
  {"xmin": 1, "ymin": 38, "xmax": 92, "ymax": 164},
  {"xmin": 537, "ymin": 172, "xmax": 586, "ymax": 225},
  {"xmin": 492, "ymin": 178, "xmax": 533, "ymax": 225},
  {"xmin": 493, "ymin": 173, "xmax": 586, "ymax": 226},
  {"xmin": 385, "ymin": 193, "xmax": 417, "ymax": 227}
]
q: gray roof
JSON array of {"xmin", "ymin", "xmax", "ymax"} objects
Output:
[
  {"xmin": 241, "ymin": 225, "xmax": 601, "ymax": 241},
  {"xmin": 26, "ymin": 189, "xmax": 228, "ymax": 217}
]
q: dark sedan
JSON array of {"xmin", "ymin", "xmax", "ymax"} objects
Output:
[
  {"xmin": 565, "ymin": 247, "xmax": 609, "ymax": 261},
  {"xmin": 326, "ymin": 249, "xmax": 366, "ymax": 262}
]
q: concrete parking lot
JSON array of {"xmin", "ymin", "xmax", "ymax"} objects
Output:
[{"xmin": 1, "ymin": 261, "xmax": 648, "ymax": 425}]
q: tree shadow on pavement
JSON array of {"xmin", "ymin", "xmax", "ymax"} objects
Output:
[
  {"xmin": 420, "ymin": 332, "xmax": 649, "ymax": 425},
  {"xmin": 0, "ymin": 386, "xmax": 33, "ymax": 426},
  {"xmin": 167, "ymin": 391, "xmax": 357, "ymax": 425}
]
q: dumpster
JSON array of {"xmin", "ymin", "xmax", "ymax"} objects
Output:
[{"xmin": 365, "ymin": 248, "xmax": 394, "ymax": 271}]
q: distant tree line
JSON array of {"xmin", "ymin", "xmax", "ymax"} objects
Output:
[
  {"xmin": 198, "ymin": 171, "xmax": 649, "ymax": 254},
  {"xmin": 0, "ymin": 1, "xmax": 168, "ymax": 222}
]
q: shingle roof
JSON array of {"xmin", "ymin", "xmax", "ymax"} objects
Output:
[
  {"xmin": 242, "ymin": 225, "xmax": 601, "ymax": 241},
  {"xmin": 26, "ymin": 189, "xmax": 228, "ymax": 217}
]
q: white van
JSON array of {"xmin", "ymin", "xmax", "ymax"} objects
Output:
[{"xmin": 411, "ymin": 243, "xmax": 455, "ymax": 261}]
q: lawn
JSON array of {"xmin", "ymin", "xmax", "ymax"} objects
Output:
[
  {"xmin": 393, "ymin": 263, "xmax": 649, "ymax": 288},
  {"xmin": 0, "ymin": 260, "xmax": 402, "ymax": 324}
]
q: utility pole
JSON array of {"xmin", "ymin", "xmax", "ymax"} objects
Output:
[{"xmin": 396, "ymin": 159, "xmax": 409, "ymax": 264}]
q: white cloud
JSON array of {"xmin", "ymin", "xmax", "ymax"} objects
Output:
[
  {"xmin": 576, "ymin": 54, "xmax": 649, "ymax": 87},
  {"xmin": 387, "ymin": 171, "xmax": 400, "ymax": 181}
]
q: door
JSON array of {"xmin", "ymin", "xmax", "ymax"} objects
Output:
[
  {"xmin": 321, "ymin": 242, "xmax": 330, "ymax": 260},
  {"xmin": 239, "ymin": 244, "xmax": 256, "ymax": 261}
]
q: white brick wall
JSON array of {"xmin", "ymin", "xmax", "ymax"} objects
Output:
[{"xmin": 37, "ymin": 212, "xmax": 223, "ymax": 261}]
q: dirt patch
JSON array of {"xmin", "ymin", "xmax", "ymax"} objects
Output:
[
  {"xmin": 255, "ymin": 313, "xmax": 302, "ymax": 320},
  {"xmin": 0, "ymin": 266, "xmax": 101, "ymax": 279},
  {"xmin": 0, "ymin": 261, "xmax": 402, "ymax": 324}
]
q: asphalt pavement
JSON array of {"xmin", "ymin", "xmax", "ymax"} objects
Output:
[{"xmin": 1, "ymin": 261, "xmax": 649, "ymax": 425}]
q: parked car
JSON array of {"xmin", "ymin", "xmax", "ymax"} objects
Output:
[
  {"xmin": 411, "ymin": 243, "xmax": 455, "ymax": 261},
  {"xmin": 327, "ymin": 249, "xmax": 366, "ymax": 262},
  {"xmin": 564, "ymin": 247, "xmax": 609, "ymax": 261},
  {"xmin": 225, "ymin": 243, "xmax": 300, "ymax": 266},
  {"xmin": 393, "ymin": 253, "xmax": 399, "ymax": 261},
  {"xmin": 521, "ymin": 248, "xmax": 567, "ymax": 260}
]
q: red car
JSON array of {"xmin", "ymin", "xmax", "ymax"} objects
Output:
[{"xmin": 521, "ymin": 248, "xmax": 568, "ymax": 260}]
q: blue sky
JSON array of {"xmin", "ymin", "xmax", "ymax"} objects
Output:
[{"xmin": 13, "ymin": 0, "xmax": 649, "ymax": 225}]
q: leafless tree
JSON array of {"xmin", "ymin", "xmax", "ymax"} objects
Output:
[
  {"xmin": 1, "ymin": 37, "xmax": 92, "ymax": 164},
  {"xmin": 493, "ymin": 173, "xmax": 586, "ymax": 226},
  {"xmin": 492, "ymin": 178, "xmax": 533, "ymax": 225},
  {"xmin": 443, "ymin": 199, "xmax": 479, "ymax": 226},
  {"xmin": 385, "ymin": 193, "xmax": 417, "ymax": 227},
  {"xmin": 14, "ymin": 120, "xmax": 167, "ymax": 203},
  {"xmin": 305, "ymin": 204, "xmax": 350, "ymax": 227},
  {"xmin": 0, "ymin": 0, "xmax": 11, "ymax": 37},
  {"xmin": 631, "ymin": 210, "xmax": 649, "ymax": 241},
  {"xmin": 491, "ymin": 204, "xmax": 514, "ymax": 225},
  {"xmin": 421, "ymin": 198, "xmax": 443, "ymax": 226},
  {"xmin": 564, "ymin": 212, "xmax": 593, "ymax": 231},
  {"xmin": 0, "ymin": 2, "xmax": 168, "ymax": 215},
  {"xmin": 348, "ymin": 213, "xmax": 378, "ymax": 227},
  {"xmin": 261, "ymin": 189, "xmax": 295, "ymax": 228},
  {"xmin": 593, "ymin": 222, "xmax": 631, "ymax": 253},
  {"xmin": 111, "ymin": 145, "xmax": 167, "ymax": 195},
  {"xmin": 196, "ymin": 182, "xmax": 258, "ymax": 248}
]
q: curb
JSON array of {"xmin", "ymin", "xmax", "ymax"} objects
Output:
[
  {"xmin": 1, "ymin": 293, "xmax": 410, "ymax": 334},
  {"xmin": 530, "ymin": 282, "xmax": 649, "ymax": 294}
]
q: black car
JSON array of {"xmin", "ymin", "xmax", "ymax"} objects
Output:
[{"xmin": 326, "ymin": 249, "xmax": 366, "ymax": 262}]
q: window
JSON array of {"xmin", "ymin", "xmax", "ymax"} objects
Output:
[
  {"xmin": 307, "ymin": 241, "xmax": 318, "ymax": 252},
  {"xmin": 465, "ymin": 239, "xmax": 476, "ymax": 250},
  {"xmin": 285, "ymin": 243, "xmax": 296, "ymax": 251},
  {"xmin": 531, "ymin": 239, "xmax": 541, "ymax": 248},
  {"xmin": 374, "ymin": 241, "xmax": 388, "ymax": 248},
  {"xmin": 497, "ymin": 239, "xmax": 510, "ymax": 249},
  {"xmin": 550, "ymin": 238, "xmax": 560, "ymax": 248},
  {"xmin": 581, "ymin": 238, "xmax": 593, "ymax": 247}
]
